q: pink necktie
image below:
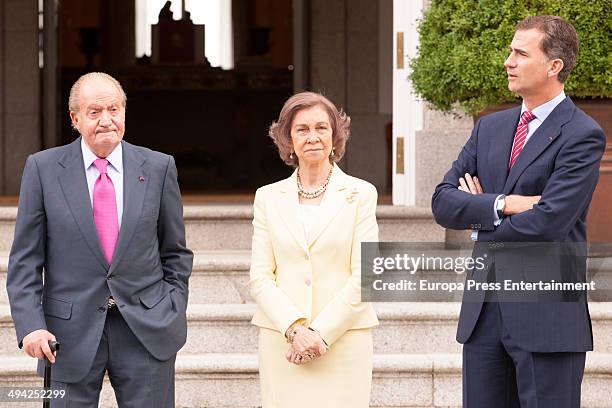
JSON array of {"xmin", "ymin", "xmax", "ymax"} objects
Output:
[
  {"xmin": 93, "ymin": 159, "xmax": 119, "ymax": 264},
  {"xmin": 509, "ymin": 110, "xmax": 536, "ymax": 169}
]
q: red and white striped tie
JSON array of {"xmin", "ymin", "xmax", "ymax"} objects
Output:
[{"xmin": 509, "ymin": 110, "xmax": 536, "ymax": 169}]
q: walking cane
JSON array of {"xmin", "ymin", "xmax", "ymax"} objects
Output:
[{"xmin": 43, "ymin": 340, "xmax": 60, "ymax": 408}]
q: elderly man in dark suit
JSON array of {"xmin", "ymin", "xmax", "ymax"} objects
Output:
[
  {"xmin": 7, "ymin": 72, "xmax": 193, "ymax": 407},
  {"xmin": 432, "ymin": 16, "xmax": 606, "ymax": 408}
]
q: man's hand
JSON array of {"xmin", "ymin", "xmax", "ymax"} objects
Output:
[
  {"xmin": 459, "ymin": 173, "xmax": 541, "ymax": 215},
  {"xmin": 458, "ymin": 173, "xmax": 483, "ymax": 194},
  {"xmin": 22, "ymin": 329, "xmax": 56, "ymax": 363},
  {"xmin": 285, "ymin": 326, "xmax": 327, "ymax": 365},
  {"xmin": 503, "ymin": 195, "xmax": 541, "ymax": 215}
]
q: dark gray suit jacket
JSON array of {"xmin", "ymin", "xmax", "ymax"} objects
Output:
[{"xmin": 7, "ymin": 137, "xmax": 194, "ymax": 383}]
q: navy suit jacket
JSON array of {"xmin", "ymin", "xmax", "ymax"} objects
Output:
[{"xmin": 432, "ymin": 97, "xmax": 606, "ymax": 352}]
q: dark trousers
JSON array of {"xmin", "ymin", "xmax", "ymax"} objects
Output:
[
  {"xmin": 463, "ymin": 301, "xmax": 585, "ymax": 408},
  {"xmin": 50, "ymin": 307, "xmax": 176, "ymax": 408}
]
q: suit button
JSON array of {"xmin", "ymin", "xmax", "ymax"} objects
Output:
[
  {"xmin": 305, "ymin": 279, "xmax": 311, "ymax": 286},
  {"xmin": 107, "ymin": 275, "xmax": 113, "ymax": 280},
  {"xmin": 98, "ymin": 306, "xmax": 106, "ymax": 313}
]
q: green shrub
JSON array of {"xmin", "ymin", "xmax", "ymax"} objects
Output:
[{"xmin": 408, "ymin": 0, "xmax": 611, "ymax": 115}]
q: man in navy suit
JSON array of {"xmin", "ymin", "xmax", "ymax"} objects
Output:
[{"xmin": 432, "ymin": 16, "xmax": 606, "ymax": 408}]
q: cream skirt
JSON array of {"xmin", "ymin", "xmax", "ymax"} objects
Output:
[{"xmin": 258, "ymin": 327, "xmax": 373, "ymax": 408}]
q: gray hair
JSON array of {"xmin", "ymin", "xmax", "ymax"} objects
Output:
[{"xmin": 68, "ymin": 72, "xmax": 127, "ymax": 113}]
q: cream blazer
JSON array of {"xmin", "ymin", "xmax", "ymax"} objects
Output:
[{"xmin": 249, "ymin": 165, "xmax": 379, "ymax": 346}]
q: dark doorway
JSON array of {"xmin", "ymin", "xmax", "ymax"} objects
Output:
[{"xmin": 58, "ymin": 0, "xmax": 294, "ymax": 193}]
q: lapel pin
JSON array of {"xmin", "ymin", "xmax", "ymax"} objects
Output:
[
  {"xmin": 548, "ymin": 136, "xmax": 553, "ymax": 142},
  {"xmin": 346, "ymin": 188, "xmax": 359, "ymax": 203},
  {"xmin": 139, "ymin": 176, "xmax": 145, "ymax": 182}
]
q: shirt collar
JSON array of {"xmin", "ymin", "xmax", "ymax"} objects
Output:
[
  {"xmin": 521, "ymin": 90, "xmax": 566, "ymax": 123},
  {"xmin": 81, "ymin": 137, "xmax": 123, "ymax": 174}
]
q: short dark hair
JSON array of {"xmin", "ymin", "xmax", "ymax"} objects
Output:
[{"xmin": 516, "ymin": 15, "xmax": 580, "ymax": 83}]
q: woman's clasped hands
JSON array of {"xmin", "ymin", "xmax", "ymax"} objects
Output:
[{"xmin": 285, "ymin": 324, "xmax": 328, "ymax": 365}]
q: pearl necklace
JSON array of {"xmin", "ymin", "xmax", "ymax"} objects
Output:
[{"xmin": 297, "ymin": 167, "xmax": 333, "ymax": 199}]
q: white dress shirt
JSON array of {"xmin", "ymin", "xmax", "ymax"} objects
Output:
[
  {"xmin": 472, "ymin": 91, "xmax": 567, "ymax": 241},
  {"xmin": 81, "ymin": 138, "xmax": 124, "ymax": 227},
  {"xmin": 299, "ymin": 203, "xmax": 321, "ymax": 243},
  {"xmin": 516, "ymin": 90, "xmax": 567, "ymax": 150}
]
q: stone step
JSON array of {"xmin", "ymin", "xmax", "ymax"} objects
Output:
[
  {"xmin": 2, "ymin": 302, "xmax": 612, "ymax": 357},
  {"xmin": 0, "ymin": 205, "xmax": 445, "ymax": 252},
  {"xmin": 0, "ymin": 251, "xmax": 255, "ymax": 305},
  {"xmin": 1, "ymin": 352, "xmax": 611, "ymax": 408},
  {"xmin": 3, "ymin": 251, "xmax": 612, "ymax": 305}
]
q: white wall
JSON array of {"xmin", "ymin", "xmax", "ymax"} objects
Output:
[{"xmin": 392, "ymin": 0, "xmax": 424, "ymax": 205}]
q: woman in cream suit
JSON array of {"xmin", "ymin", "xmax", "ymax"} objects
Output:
[{"xmin": 249, "ymin": 91, "xmax": 379, "ymax": 407}]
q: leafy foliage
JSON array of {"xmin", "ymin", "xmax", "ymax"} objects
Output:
[{"xmin": 408, "ymin": 0, "xmax": 611, "ymax": 115}]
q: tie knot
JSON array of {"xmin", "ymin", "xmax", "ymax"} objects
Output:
[
  {"xmin": 94, "ymin": 158, "xmax": 109, "ymax": 174},
  {"xmin": 520, "ymin": 110, "xmax": 536, "ymax": 125}
]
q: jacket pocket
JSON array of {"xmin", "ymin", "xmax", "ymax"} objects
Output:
[
  {"xmin": 139, "ymin": 282, "xmax": 176, "ymax": 309},
  {"xmin": 43, "ymin": 297, "xmax": 73, "ymax": 320}
]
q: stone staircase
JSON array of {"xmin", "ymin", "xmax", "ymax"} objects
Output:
[{"xmin": 0, "ymin": 205, "xmax": 611, "ymax": 407}]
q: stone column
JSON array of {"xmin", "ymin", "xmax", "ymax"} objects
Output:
[
  {"xmin": 42, "ymin": 0, "xmax": 59, "ymax": 150},
  {"xmin": 101, "ymin": 0, "xmax": 135, "ymax": 67},
  {"xmin": 0, "ymin": 0, "xmax": 5, "ymax": 192},
  {"xmin": 0, "ymin": 0, "xmax": 42, "ymax": 195},
  {"xmin": 292, "ymin": 0, "xmax": 309, "ymax": 91},
  {"xmin": 309, "ymin": 0, "xmax": 391, "ymax": 193},
  {"xmin": 416, "ymin": 107, "xmax": 473, "ymax": 243},
  {"xmin": 344, "ymin": 0, "xmax": 391, "ymax": 192},
  {"xmin": 309, "ymin": 0, "xmax": 346, "ymax": 107}
]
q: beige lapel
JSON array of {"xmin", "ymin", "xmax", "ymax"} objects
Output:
[
  {"xmin": 275, "ymin": 169, "xmax": 309, "ymax": 254},
  {"xmin": 306, "ymin": 165, "xmax": 349, "ymax": 249}
]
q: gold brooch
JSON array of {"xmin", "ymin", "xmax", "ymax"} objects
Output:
[{"xmin": 346, "ymin": 188, "xmax": 359, "ymax": 203}]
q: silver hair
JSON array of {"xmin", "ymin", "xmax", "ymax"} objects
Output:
[{"xmin": 68, "ymin": 72, "xmax": 127, "ymax": 113}]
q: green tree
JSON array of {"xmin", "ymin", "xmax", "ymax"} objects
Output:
[{"xmin": 409, "ymin": 0, "xmax": 611, "ymax": 115}]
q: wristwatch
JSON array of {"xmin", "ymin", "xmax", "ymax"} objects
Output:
[{"xmin": 496, "ymin": 194, "xmax": 506, "ymax": 218}]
